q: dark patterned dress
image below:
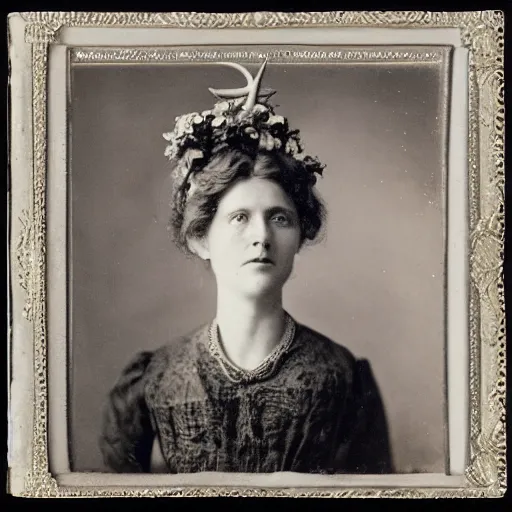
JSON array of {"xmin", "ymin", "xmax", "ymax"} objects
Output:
[{"xmin": 100, "ymin": 318, "xmax": 393, "ymax": 474}]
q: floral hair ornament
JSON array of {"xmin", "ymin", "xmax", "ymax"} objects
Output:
[{"xmin": 163, "ymin": 59, "xmax": 326, "ymax": 201}]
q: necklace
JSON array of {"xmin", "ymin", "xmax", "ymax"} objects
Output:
[{"xmin": 208, "ymin": 313, "xmax": 296, "ymax": 384}]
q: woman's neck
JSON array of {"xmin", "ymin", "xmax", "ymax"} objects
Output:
[{"xmin": 215, "ymin": 290, "xmax": 286, "ymax": 371}]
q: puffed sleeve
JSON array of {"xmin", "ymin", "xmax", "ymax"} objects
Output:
[
  {"xmin": 344, "ymin": 359, "xmax": 394, "ymax": 474},
  {"xmin": 99, "ymin": 351, "xmax": 155, "ymax": 473}
]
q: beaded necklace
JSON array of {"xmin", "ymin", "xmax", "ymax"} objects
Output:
[{"xmin": 208, "ymin": 313, "xmax": 296, "ymax": 384}]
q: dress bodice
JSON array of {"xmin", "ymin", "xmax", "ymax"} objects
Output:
[{"xmin": 100, "ymin": 321, "xmax": 393, "ymax": 474}]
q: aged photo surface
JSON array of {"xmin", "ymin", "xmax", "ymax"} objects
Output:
[{"xmin": 68, "ymin": 49, "xmax": 450, "ymax": 475}]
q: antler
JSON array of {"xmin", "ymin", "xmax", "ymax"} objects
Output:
[
  {"xmin": 208, "ymin": 62, "xmax": 253, "ymax": 98},
  {"xmin": 208, "ymin": 59, "xmax": 275, "ymax": 111}
]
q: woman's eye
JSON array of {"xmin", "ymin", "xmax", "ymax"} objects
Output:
[
  {"xmin": 272, "ymin": 214, "xmax": 290, "ymax": 225},
  {"xmin": 231, "ymin": 213, "xmax": 247, "ymax": 224}
]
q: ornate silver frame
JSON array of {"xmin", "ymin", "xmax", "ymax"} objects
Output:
[{"xmin": 7, "ymin": 11, "xmax": 505, "ymax": 498}]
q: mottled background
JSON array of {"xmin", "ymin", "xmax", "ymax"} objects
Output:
[{"xmin": 69, "ymin": 56, "xmax": 448, "ymax": 473}]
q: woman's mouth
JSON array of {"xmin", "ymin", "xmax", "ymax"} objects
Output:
[{"xmin": 245, "ymin": 257, "xmax": 275, "ymax": 266}]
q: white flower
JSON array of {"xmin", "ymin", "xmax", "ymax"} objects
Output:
[
  {"xmin": 267, "ymin": 114, "xmax": 285, "ymax": 126},
  {"xmin": 163, "ymin": 132, "xmax": 174, "ymax": 142},
  {"xmin": 213, "ymin": 101, "xmax": 230, "ymax": 115},
  {"xmin": 212, "ymin": 116, "xmax": 227, "ymax": 128},
  {"xmin": 261, "ymin": 133, "xmax": 275, "ymax": 151},
  {"xmin": 285, "ymin": 138, "xmax": 299, "ymax": 154},
  {"xmin": 252, "ymin": 104, "xmax": 268, "ymax": 114},
  {"xmin": 164, "ymin": 145, "xmax": 175, "ymax": 158},
  {"xmin": 174, "ymin": 113, "xmax": 199, "ymax": 137},
  {"xmin": 192, "ymin": 115, "xmax": 203, "ymax": 124}
]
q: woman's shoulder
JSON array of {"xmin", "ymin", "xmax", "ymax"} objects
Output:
[
  {"xmin": 294, "ymin": 323, "xmax": 383, "ymax": 398},
  {"xmin": 295, "ymin": 322, "xmax": 363, "ymax": 371},
  {"xmin": 106, "ymin": 322, "xmax": 209, "ymax": 403},
  {"xmin": 116, "ymin": 322, "xmax": 210, "ymax": 381},
  {"xmin": 151, "ymin": 322, "xmax": 210, "ymax": 362}
]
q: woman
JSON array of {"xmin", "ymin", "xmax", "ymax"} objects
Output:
[{"xmin": 100, "ymin": 60, "xmax": 393, "ymax": 474}]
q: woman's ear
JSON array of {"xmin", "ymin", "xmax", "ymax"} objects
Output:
[{"xmin": 187, "ymin": 236, "xmax": 210, "ymax": 261}]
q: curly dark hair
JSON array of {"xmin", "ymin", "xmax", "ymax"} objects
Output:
[{"xmin": 170, "ymin": 148, "xmax": 326, "ymax": 255}]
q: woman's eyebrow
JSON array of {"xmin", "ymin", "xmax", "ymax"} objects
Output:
[
  {"xmin": 224, "ymin": 206, "xmax": 249, "ymax": 215},
  {"xmin": 222, "ymin": 205, "xmax": 297, "ymax": 218},
  {"xmin": 266, "ymin": 206, "xmax": 297, "ymax": 216}
]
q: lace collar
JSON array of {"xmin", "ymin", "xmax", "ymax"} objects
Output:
[{"xmin": 207, "ymin": 313, "xmax": 296, "ymax": 384}]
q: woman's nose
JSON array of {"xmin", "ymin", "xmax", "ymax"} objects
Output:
[
  {"xmin": 253, "ymin": 239, "xmax": 271, "ymax": 250},
  {"xmin": 250, "ymin": 217, "xmax": 271, "ymax": 249}
]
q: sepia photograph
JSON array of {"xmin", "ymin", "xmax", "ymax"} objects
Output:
[
  {"xmin": 69, "ymin": 49, "xmax": 449, "ymax": 476},
  {"xmin": 7, "ymin": 11, "xmax": 505, "ymax": 498}
]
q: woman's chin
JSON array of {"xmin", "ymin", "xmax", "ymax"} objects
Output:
[{"xmin": 235, "ymin": 276, "xmax": 288, "ymax": 299}]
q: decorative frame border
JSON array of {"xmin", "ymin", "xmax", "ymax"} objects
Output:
[
  {"xmin": 70, "ymin": 47, "xmax": 446, "ymax": 63},
  {"xmin": 8, "ymin": 11, "xmax": 505, "ymax": 498}
]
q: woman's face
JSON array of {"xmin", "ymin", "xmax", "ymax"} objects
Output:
[{"xmin": 199, "ymin": 177, "xmax": 301, "ymax": 299}]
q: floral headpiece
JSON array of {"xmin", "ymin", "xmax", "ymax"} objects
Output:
[{"xmin": 163, "ymin": 60, "xmax": 325, "ymax": 200}]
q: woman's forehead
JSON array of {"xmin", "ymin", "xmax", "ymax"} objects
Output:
[{"xmin": 218, "ymin": 177, "xmax": 295, "ymax": 211}]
